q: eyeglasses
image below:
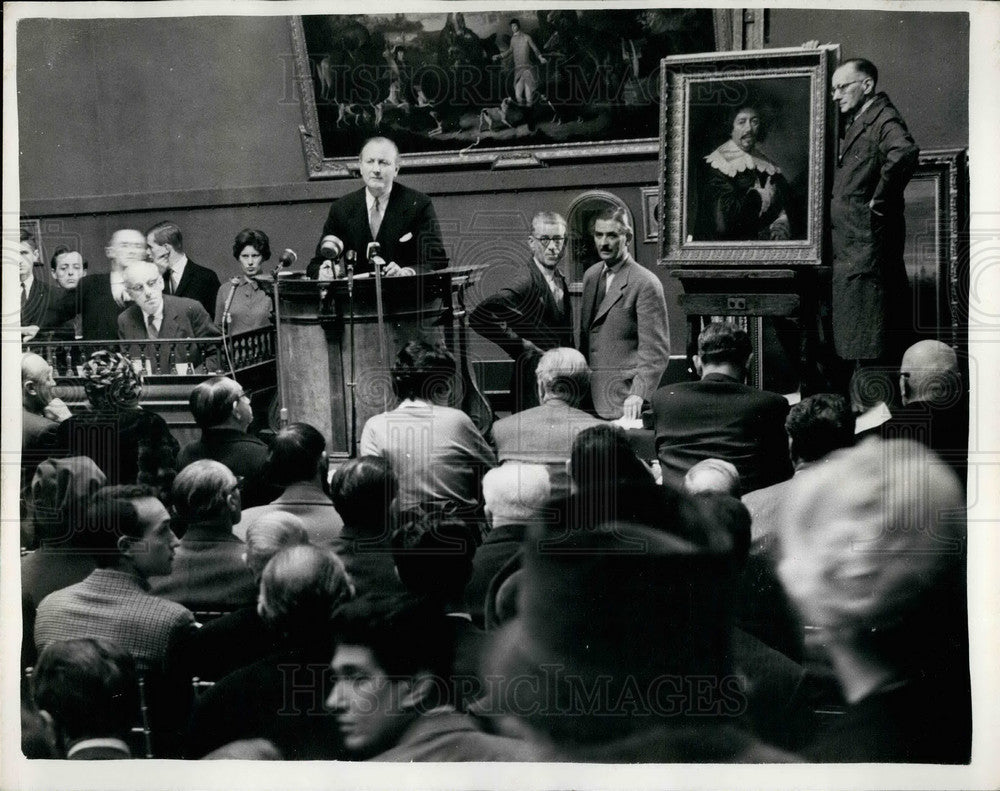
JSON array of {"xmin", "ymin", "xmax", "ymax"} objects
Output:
[
  {"xmin": 229, "ymin": 476, "xmax": 245, "ymax": 494},
  {"xmin": 532, "ymin": 235, "xmax": 566, "ymax": 247},
  {"xmin": 831, "ymin": 79, "xmax": 864, "ymax": 96},
  {"xmin": 125, "ymin": 278, "xmax": 162, "ymax": 295},
  {"xmin": 234, "ymin": 389, "xmax": 253, "ymax": 402}
]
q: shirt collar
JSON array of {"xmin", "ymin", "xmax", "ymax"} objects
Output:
[
  {"xmin": 22, "ymin": 272, "xmax": 35, "ymax": 292},
  {"xmin": 109, "ymin": 270, "xmax": 125, "ymax": 284},
  {"xmin": 169, "ymin": 255, "xmax": 188, "ymax": 279},
  {"xmin": 366, "ymin": 186, "xmax": 392, "ymax": 211},
  {"xmin": 704, "ymin": 138, "xmax": 781, "ymax": 178},
  {"xmin": 533, "ymin": 257, "xmax": 562, "ymax": 283}
]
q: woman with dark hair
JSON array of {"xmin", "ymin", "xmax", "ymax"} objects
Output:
[
  {"xmin": 55, "ymin": 350, "xmax": 179, "ymax": 496},
  {"xmin": 214, "ymin": 228, "xmax": 274, "ymax": 335},
  {"xmin": 359, "ymin": 340, "xmax": 495, "ymax": 519}
]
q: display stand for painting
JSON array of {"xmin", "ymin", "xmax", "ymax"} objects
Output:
[{"xmin": 670, "ymin": 267, "xmax": 826, "ymax": 393}]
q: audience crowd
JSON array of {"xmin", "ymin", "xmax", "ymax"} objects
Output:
[{"xmin": 19, "ymin": 318, "xmax": 970, "ymax": 765}]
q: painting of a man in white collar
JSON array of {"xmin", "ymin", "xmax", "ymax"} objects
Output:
[{"xmin": 695, "ymin": 105, "xmax": 794, "ymax": 241}]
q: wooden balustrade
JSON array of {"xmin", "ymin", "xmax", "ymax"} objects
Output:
[{"xmin": 23, "ymin": 327, "xmax": 277, "ymax": 379}]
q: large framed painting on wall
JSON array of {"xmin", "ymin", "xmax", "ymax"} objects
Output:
[
  {"xmin": 658, "ymin": 46, "xmax": 839, "ymax": 267},
  {"xmin": 290, "ymin": 10, "xmax": 721, "ymax": 177},
  {"xmin": 903, "ymin": 148, "xmax": 968, "ymax": 351}
]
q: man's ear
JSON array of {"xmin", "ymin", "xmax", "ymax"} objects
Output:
[
  {"xmin": 399, "ymin": 673, "xmax": 437, "ymax": 711},
  {"xmin": 36, "ymin": 709, "xmax": 61, "ymax": 756},
  {"xmin": 116, "ymin": 534, "xmax": 134, "ymax": 556},
  {"xmin": 692, "ymin": 355, "xmax": 704, "ymax": 377},
  {"xmin": 23, "ymin": 380, "xmax": 37, "ymax": 400}
]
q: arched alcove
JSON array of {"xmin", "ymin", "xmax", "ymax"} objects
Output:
[{"xmin": 564, "ymin": 190, "xmax": 636, "ymax": 283}]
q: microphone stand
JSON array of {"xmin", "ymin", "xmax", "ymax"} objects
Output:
[
  {"xmin": 270, "ymin": 266, "xmax": 289, "ymax": 429},
  {"xmin": 371, "ymin": 248, "xmax": 388, "ymax": 416},
  {"xmin": 345, "ymin": 250, "xmax": 358, "ymax": 456}
]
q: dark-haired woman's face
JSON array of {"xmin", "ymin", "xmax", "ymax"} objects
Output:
[{"xmin": 237, "ymin": 245, "xmax": 263, "ymax": 277}]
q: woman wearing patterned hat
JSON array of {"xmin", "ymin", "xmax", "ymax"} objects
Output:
[{"xmin": 55, "ymin": 350, "xmax": 179, "ymax": 496}]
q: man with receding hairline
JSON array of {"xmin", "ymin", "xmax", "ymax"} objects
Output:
[
  {"xmin": 307, "ymin": 136, "xmax": 448, "ymax": 278},
  {"xmin": 829, "ymin": 57, "xmax": 918, "ymax": 377}
]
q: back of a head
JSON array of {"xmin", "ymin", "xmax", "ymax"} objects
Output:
[
  {"xmin": 390, "ymin": 340, "xmax": 456, "ymax": 402},
  {"xmin": 536, "ymin": 347, "xmax": 590, "ymax": 406},
  {"xmin": 146, "ymin": 220, "xmax": 183, "ymax": 252},
  {"xmin": 683, "ymin": 458, "xmax": 741, "ymax": 497},
  {"xmin": 171, "ymin": 459, "xmax": 237, "ymax": 525},
  {"xmin": 786, "ymin": 393, "xmax": 854, "ymax": 464},
  {"xmin": 258, "ymin": 545, "xmax": 354, "ymax": 638},
  {"xmin": 484, "ymin": 514, "xmax": 737, "ymax": 745},
  {"xmin": 81, "ymin": 484, "xmax": 160, "ymax": 566},
  {"xmin": 268, "ymin": 422, "xmax": 326, "ymax": 486},
  {"xmin": 901, "ymin": 339, "xmax": 962, "ymax": 407},
  {"xmin": 245, "ymin": 511, "xmax": 310, "ymax": 579},
  {"xmin": 482, "ymin": 463, "xmax": 552, "ymax": 527},
  {"xmin": 392, "ymin": 514, "xmax": 478, "ymax": 601},
  {"xmin": 30, "ymin": 457, "xmax": 107, "ymax": 546},
  {"xmin": 80, "ymin": 350, "xmax": 143, "ymax": 410},
  {"xmin": 189, "ymin": 376, "xmax": 242, "ymax": 429},
  {"xmin": 32, "ymin": 637, "xmax": 138, "ymax": 745},
  {"xmin": 778, "ymin": 438, "xmax": 965, "ymax": 642},
  {"xmin": 331, "ymin": 594, "xmax": 453, "ymax": 680},
  {"xmin": 697, "ymin": 321, "xmax": 751, "ymax": 370},
  {"xmin": 329, "ymin": 455, "xmax": 398, "ymax": 531},
  {"xmin": 569, "ymin": 425, "xmax": 657, "ymax": 527}
]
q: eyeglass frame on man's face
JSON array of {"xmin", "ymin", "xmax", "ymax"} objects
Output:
[
  {"xmin": 531, "ymin": 235, "xmax": 567, "ymax": 247},
  {"xmin": 125, "ymin": 276, "xmax": 164, "ymax": 296},
  {"xmin": 830, "ymin": 78, "xmax": 866, "ymax": 96}
]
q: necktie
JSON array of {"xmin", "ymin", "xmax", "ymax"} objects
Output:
[
  {"xmin": 551, "ymin": 270, "xmax": 565, "ymax": 313},
  {"xmin": 21, "ymin": 283, "xmax": 28, "ymax": 308},
  {"xmin": 146, "ymin": 314, "xmax": 159, "ymax": 339},
  {"xmin": 595, "ymin": 266, "xmax": 611, "ymax": 307},
  {"xmin": 369, "ymin": 196, "xmax": 383, "ymax": 239},
  {"xmin": 162, "ymin": 268, "xmax": 173, "ymax": 295}
]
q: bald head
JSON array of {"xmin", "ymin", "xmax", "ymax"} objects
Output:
[
  {"xmin": 22, "ymin": 352, "xmax": 56, "ymax": 411},
  {"xmin": 900, "ymin": 340, "xmax": 960, "ymax": 406},
  {"xmin": 123, "ymin": 260, "xmax": 165, "ymax": 317}
]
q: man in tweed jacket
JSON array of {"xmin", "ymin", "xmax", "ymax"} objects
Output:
[{"xmin": 34, "ymin": 484, "xmax": 195, "ymax": 675}]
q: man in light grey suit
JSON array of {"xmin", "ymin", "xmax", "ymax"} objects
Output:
[
  {"xmin": 118, "ymin": 261, "xmax": 220, "ymax": 373},
  {"xmin": 578, "ymin": 208, "xmax": 670, "ymax": 419}
]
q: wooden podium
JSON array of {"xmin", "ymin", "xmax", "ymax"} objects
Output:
[{"xmin": 270, "ymin": 271, "xmax": 485, "ymax": 459}]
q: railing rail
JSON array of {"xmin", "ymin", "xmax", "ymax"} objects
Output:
[{"xmin": 24, "ymin": 327, "xmax": 277, "ymax": 379}]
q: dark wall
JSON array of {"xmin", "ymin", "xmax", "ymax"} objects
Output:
[
  {"xmin": 16, "ymin": 11, "xmax": 969, "ymax": 362},
  {"xmin": 767, "ymin": 9, "xmax": 969, "ymax": 149}
]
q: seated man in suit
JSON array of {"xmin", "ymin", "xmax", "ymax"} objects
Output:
[
  {"xmin": 150, "ymin": 459, "xmax": 257, "ymax": 611},
  {"xmin": 145, "ymin": 220, "xmax": 221, "ymax": 315},
  {"xmin": 118, "ymin": 260, "xmax": 221, "ymax": 374},
  {"xmin": 578, "ymin": 207, "xmax": 670, "ymax": 419},
  {"xmin": 41, "ymin": 246, "xmax": 88, "ymax": 339},
  {"xmin": 178, "ymin": 375, "xmax": 278, "ymax": 508},
  {"xmin": 651, "ymin": 321, "xmax": 792, "ymax": 494},
  {"xmin": 237, "ymin": 422, "xmax": 343, "ymax": 545},
  {"xmin": 469, "ymin": 211, "xmax": 574, "ymax": 412},
  {"xmin": 31, "ymin": 637, "xmax": 139, "ymax": 760},
  {"xmin": 307, "ymin": 136, "xmax": 448, "ymax": 278},
  {"xmin": 490, "ymin": 347, "xmax": 603, "ymax": 497},
  {"xmin": 39, "ymin": 228, "xmax": 148, "ymax": 342}
]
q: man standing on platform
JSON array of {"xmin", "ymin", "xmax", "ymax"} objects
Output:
[
  {"xmin": 829, "ymin": 58, "xmax": 918, "ymax": 385},
  {"xmin": 469, "ymin": 211, "xmax": 574, "ymax": 412},
  {"xmin": 146, "ymin": 220, "xmax": 221, "ymax": 316},
  {"xmin": 307, "ymin": 136, "xmax": 449, "ymax": 278},
  {"xmin": 578, "ymin": 207, "xmax": 670, "ymax": 420}
]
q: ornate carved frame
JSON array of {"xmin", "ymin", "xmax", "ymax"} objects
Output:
[
  {"xmin": 657, "ymin": 45, "xmax": 838, "ymax": 267},
  {"xmin": 289, "ymin": 12, "xmax": 735, "ymax": 178}
]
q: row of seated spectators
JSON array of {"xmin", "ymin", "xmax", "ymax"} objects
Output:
[{"xmin": 19, "ymin": 323, "xmax": 970, "ymax": 763}]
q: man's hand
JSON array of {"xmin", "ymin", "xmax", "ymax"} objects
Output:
[
  {"xmin": 752, "ymin": 175, "xmax": 777, "ymax": 215},
  {"xmin": 22, "ymin": 325, "xmax": 40, "ymax": 342},
  {"xmin": 622, "ymin": 394, "xmax": 644, "ymax": 421},
  {"xmin": 382, "ymin": 261, "xmax": 415, "ymax": 277},
  {"xmin": 43, "ymin": 397, "xmax": 72, "ymax": 423}
]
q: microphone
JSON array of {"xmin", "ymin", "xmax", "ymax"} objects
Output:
[
  {"xmin": 222, "ymin": 277, "xmax": 240, "ymax": 329},
  {"xmin": 320, "ymin": 235, "xmax": 344, "ymax": 260},
  {"xmin": 366, "ymin": 241, "xmax": 382, "ymax": 271},
  {"xmin": 346, "ymin": 250, "xmax": 356, "ymax": 297},
  {"xmin": 278, "ymin": 248, "xmax": 297, "ymax": 268}
]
